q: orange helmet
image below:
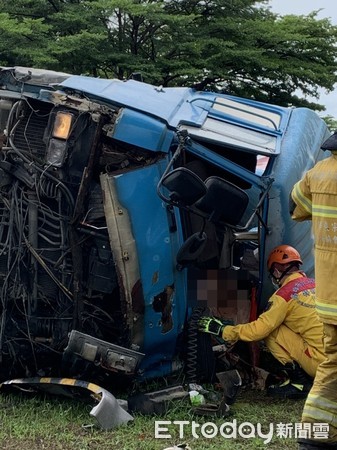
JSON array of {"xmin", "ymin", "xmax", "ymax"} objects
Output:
[{"xmin": 267, "ymin": 245, "xmax": 302, "ymax": 271}]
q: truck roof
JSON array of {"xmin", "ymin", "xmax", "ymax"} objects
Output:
[{"xmin": 60, "ymin": 75, "xmax": 290, "ymax": 132}]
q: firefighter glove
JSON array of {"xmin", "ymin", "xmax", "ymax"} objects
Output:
[{"xmin": 198, "ymin": 316, "xmax": 232, "ymax": 337}]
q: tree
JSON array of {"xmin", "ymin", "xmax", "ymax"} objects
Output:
[
  {"xmin": 323, "ymin": 115, "xmax": 337, "ymax": 131},
  {"xmin": 0, "ymin": 0, "xmax": 336, "ymax": 112}
]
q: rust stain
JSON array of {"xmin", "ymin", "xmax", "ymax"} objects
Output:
[
  {"xmin": 152, "ymin": 271, "xmax": 159, "ymax": 285},
  {"xmin": 152, "ymin": 285, "xmax": 174, "ymax": 333}
]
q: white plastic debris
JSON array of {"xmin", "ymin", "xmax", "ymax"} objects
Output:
[{"xmin": 188, "ymin": 390, "xmax": 205, "ymax": 406}]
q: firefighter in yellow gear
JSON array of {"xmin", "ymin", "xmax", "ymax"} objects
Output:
[
  {"xmin": 291, "ymin": 131, "xmax": 337, "ymax": 450},
  {"xmin": 198, "ymin": 245, "xmax": 325, "ymax": 399}
]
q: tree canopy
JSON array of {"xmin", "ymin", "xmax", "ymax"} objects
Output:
[{"xmin": 0, "ymin": 0, "xmax": 336, "ymax": 112}]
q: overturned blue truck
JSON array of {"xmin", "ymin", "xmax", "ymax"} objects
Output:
[{"xmin": 0, "ymin": 66, "xmax": 330, "ymax": 389}]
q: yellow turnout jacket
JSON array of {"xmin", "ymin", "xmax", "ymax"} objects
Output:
[
  {"xmin": 291, "ymin": 152, "xmax": 337, "ymax": 324},
  {"xmin": 222, "ymin": 272, "xmax": 323, "ymax": 348}
]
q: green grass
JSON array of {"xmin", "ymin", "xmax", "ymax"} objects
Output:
[{"xmin": 0, "ymin": 386, "xmax": 304, "ymax": 450}]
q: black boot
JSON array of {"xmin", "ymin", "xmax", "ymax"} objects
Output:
[
  {"xmin": 267, "ymin": 362, "xmax": 312, "ymax": 399},
  {"xmin": 298, "ymin": 438, "xmax": 337, "ymax": 449}
]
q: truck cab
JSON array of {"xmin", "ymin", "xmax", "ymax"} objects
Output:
[{"xmin": 0, "ymin": 66, "xmax": 329, "ymax": 383}]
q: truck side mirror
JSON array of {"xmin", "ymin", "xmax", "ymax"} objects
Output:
[
  {"xmin": 195, "ymin": 176, "xmax": 249, "ymax": 226},
  {"xmin": 161, "ymin": 167, "xmax": 207, "ymax": 206}
]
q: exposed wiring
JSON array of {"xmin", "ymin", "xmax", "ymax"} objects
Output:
[{"xmin": 23, "ymin": 236, "xmax": 73, "ymax": 302}]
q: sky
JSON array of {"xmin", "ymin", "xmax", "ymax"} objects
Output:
[{"xmin": 268, "ymin": 0, "xmax": 337, "ymax": 118}]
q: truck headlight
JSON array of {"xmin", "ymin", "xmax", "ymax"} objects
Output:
[
  {"xmin": 46, "ymin": 138, "xmax": 68, "ymax": 167},
  {"xmin": 46, "ymin": 111, "xmax": 74, "ymax": 167},
  {"xmin": 52, "ymin": 111, "xmax": 73, "ymax": 139}
]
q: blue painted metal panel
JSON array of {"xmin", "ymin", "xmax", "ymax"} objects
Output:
[
  {"xmin": 112, "ymin": 108, "xmax": 174, "ymax": 152},
  {"xmin": 194, "ymin": 94, "xmax": 290, "ymax": 134},
  {"xmin": 113, "ymin": 162, "xmax": 186, "ymax": 377},
  {"xmin": 60, "ymin": 76, "xmax": 208, "ymax": 128},
  {"xmin": 59, "ymin": 76, "xmax": 291, "ymax": 135}
]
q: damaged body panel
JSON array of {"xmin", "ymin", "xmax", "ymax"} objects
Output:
[
  {"xmin": 0, "ymin": 66, "xmax": 329, "ymax": 386},
  {"xmin": 0, "ymin": 377, "xmax": 133, "ymax": 429}
]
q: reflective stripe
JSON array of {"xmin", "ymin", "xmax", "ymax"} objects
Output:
[
  {"xmin": 313, "ymin": 203, "xmax": 337, "ymax": 218},
  {"xmin": 39, "ymin": 377, "xmax": 52, "ymax": 383},
  {"xmin": 315, "ymin": 300, "xmax": 337, "ymax": 317},
  {"xmin": 303, "ymin": 406, "xmax": 337, "ymax": 428},
  {"xmin": 292, "ymin": 183, "xmax": 312, "ymax": 213},
  {"xmin": 306, "ymin": 394, "xmax": 337, "ymax": 413},
  {"xmin": 303, "ymin": 394, "xmax": 337, "ymax": 428}
]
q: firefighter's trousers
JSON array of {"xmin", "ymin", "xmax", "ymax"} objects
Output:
[
  {"xmin": 264, "ymin": 324, "xmax": 325, "ymax": 377},
  {"xmin": 301, "ymin": 323, "xmax": 337, "ymax": 443}
]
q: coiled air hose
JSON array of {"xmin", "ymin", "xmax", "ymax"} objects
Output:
[{"xmin": 186, "ymin": 307, "xmax": 216, "ymax": 383}]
